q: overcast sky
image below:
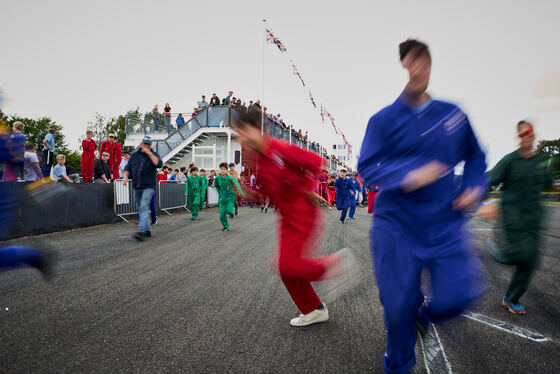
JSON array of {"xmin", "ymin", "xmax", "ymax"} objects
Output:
[{"xmin": 1, "ymin": 0, "xmax": 559, "ymax": 168}]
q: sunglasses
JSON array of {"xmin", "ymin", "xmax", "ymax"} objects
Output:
[{"xmin": 518, "ymin": 128, "xmax": 534, "ymax": 138}]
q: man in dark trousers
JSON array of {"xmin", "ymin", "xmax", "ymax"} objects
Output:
[{"xmin": 123, "ymin": 136, "xmax": 162, "ymax": 240}]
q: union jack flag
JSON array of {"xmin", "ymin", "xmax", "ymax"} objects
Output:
[
  {"xmin": 291, "ymin": 60, "xmax": 306, "ymax": 87},
  {"xmin": 266, "ymin": 28, "xmax": 287, "ymax": 53}
]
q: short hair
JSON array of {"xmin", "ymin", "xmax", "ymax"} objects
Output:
[
  {"xmin": 232, "ymin": 110, "xmax": 262, "ymax": 130},
  {"xmin": 57, "ymin": 154, "xmax": 66, "ymax": 161},
  {"xmin": 399, "ymin": 39, "xmax": 430, "ymax": 61},
  {"xmin": 162, "ymin": 166, "xmax": 168, "ymax": 170},
  {"xmin": 24, "ymin": 142, "xmax": 34, "ymax": 151},
  {"xmin": 13, "ymin": 121, "xmax": 24, "ymax": 131},
  {"xmin": 174, "ymin": 169, "xmax": 179, "ymax": 172},
  {"xmin": 200, "ymin": 168, "xmax": 206, "ymax": 172},
  {"xmin": 517, "ymin": 120, "xmax": 532, "ymax": 130},
  {"xmin": 190, "ymin": 166, "xmax": 198, "ymax": 172},
  {"xmin": 86, "ymin": 130, "xmax": 93, "ymax": 135},
  {"xmin": 219, "ymin": 162, "xmax": 228, "ymax": 169},
  {"xmin": 180, "ymin": 167, "xmax": 186, "ymax": 172}
]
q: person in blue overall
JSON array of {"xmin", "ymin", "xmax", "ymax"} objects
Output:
[
  {"xmin": 357, "ymin": 39, "xmax": 487, "ymax": 374},
  {"xmin": 335, "ymin": 169, "xmax": 354, "ymax": 223},
  {"xmin": 0, "ymin": 125, "xmax": 54, "ymax": 278}
]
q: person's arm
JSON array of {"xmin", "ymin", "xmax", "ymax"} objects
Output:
[
  {"xmin": 32, "ymin": 162, "xmax": 43, "ymax": 180},
  {"xmin": 228, "ymin": 175, "xmax": 244, "ymax": 198},
  {"xmin": 185, "ymin": 179, "xmax": 189, "ymax": 197},
  {"xmin": 102, "ymin": 174, "xmax": 110, "ymax": 183},
  {"xmin": 478, "ymin": 154, "xmax": 512, "ymax": 220}
]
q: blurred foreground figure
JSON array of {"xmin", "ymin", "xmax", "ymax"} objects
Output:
[
  {"xmin": 233, "ymin": 111, "xmax": 354, "ymax": 327},
  {"xmin": 0, "ymin": 124, "xmax": 53, "ymax": 278},
  {"xmin": 358, "ymin": 39, "xmax": 487, "ymax": 374},
  {"xmin": 479, "ymin": 121, "xmax": 552, "ymax": 315}
]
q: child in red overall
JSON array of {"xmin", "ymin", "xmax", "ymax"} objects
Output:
[
  {"xmin": 233, "ymin": 111, "xmax": 349, "ymax": 327},
  {"xmin": 326, "ymin": 177, "xmax": 336, "ymax": 208},
  {"xmin": 80, "ymin": 130, "xmax": 96, "ymax": 183}
]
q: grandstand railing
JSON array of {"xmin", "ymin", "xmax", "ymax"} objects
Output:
[{"xmin": 126, "ymin": 105, "xmax": 344, "ymax": 171}]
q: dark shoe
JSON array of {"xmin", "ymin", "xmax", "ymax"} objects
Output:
[
  {"xmin": 235, "ymin": 208, "xmax": 239, "ymax": 216},
  {"xmin": 228, "ymin": 213, "xmax": 234, "ymax": 219},
  {"xmin": 265, "ymin": 208, "xmax": 268, "ymax": 214},
  {"xmin": 222, "ymin": 227, "xmax": 229, "ymax": 232},
  {"xmin": 133, "ymin": 231, "xmax": 151, "ymax": 241},
  {"xmin": 261, "ymin": 207, "xmax": 264, "ymax": 213}
]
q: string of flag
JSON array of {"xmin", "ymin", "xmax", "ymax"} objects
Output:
[{"xmin": 265, "ymin": 26, "xmax": 352, "ymax": 158}]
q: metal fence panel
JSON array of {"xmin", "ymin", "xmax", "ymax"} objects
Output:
[
  {"xmin": 114, "ymin": 179, "xmax": 138, "ymax": 222},
  {"xmin": 158, "ymin": 181, "xmax": 187, "ymax": 215}
]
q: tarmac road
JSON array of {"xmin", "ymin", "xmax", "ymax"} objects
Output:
[{"xmin": 0, "ymin": 205, "xmax": 559, "ymax": 373}]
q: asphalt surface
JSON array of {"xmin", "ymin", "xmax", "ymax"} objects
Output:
[{"xmin": 1, "ymin": 205, "xmax": 559, "ymax": 373}]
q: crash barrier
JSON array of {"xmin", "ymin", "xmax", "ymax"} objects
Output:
[
  {"xmin": 5, "ymin": 182, "xmax": 116, "ymax": 239},
  {"xmin": 207, "ymin": 186, "xmax": 219, "ymax": 207},
  {"xmin": 158, "ymin": 181, "xmax": 188, "ymax": 215}
]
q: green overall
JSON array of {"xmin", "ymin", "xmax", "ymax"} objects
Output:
[
  {"xmin": 186, "ymin": 175, "xmax": 203, "ymax": 218},
  {"xmin": 200, "ymin": 176, "xmax": 208, "ymax": 209},
  {"xmin": 490, "ymin": 150, "xmax": 552, "ymax": 303},
  {"xmin": 214, "ymin": 174, "xmax": 243, "ymax": 229}
]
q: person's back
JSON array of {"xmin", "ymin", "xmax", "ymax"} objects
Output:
[{"xmin": 24, "ymin": 148, "xmax": 43, "ymax": 182}]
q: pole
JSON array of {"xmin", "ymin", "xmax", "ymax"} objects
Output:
[
  {"xmin": 261, "ymin": 19, "xmax": 266, "ymax": 135},
  {"xmin": 289, "ymin": 124, "xmax": 292, "ymax": 145}
]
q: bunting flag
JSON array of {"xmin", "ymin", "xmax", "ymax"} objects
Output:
[
  {"xmin": 308, "ymin": 91, "xmax": 317, "ymax": 108},
  {"xmin": 265, "ymin": 28, "xmax": 287, "ymax": 53},
  {"xmin": 291, "ymin": 60, "xmax": 306, "ymax": 87},
  {"xmin": 265, "ymin": 24, "xmax": 352, "ymax": 162}
]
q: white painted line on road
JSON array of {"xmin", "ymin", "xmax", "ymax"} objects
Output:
[
  {"xmin": 462, "ymin": 311, "xmax": 551, "ymax": 342},
  {"xmin": 419, "ymin": 323, "xmax": 453, "ymax": 374}
]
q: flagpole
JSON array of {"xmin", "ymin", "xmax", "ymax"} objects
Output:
[{"xmin": 261, "ymin": 19, "xmax": 266, "ymax": 135}]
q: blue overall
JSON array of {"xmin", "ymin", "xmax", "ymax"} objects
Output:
[
  {"xmin": 358, "ymin": 96, "xmax": 487, "ymax": 374},
  {"xmin": 335, "ymin": 177, "xmax": 354, "ymax": 222}
]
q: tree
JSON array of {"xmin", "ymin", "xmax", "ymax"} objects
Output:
[{"xmin": 537, "ymin": 138, "xmax": 560, "ymax": 181}]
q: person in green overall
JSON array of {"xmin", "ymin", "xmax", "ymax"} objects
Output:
[
  {"xmin": 199, "ymin": 168, "xmax": 208, "ymax": 210},
  {"xmin": 479, "ymin": 121, "xmax": 552, "ymax": 315},
  {"xmin": 215, "ymin": 162, "xmax": 243, "ymax": 231},
  {"xmin": 185, "ymin": 166, "xmax": 203, "ymax": 220}
]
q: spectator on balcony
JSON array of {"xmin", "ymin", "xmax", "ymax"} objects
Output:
[
  {"xmin": 152, "ymin": 105, "xmax": 160, "ymax": 131},
  {"xmin": 177, "ymin": 167, "xmax": 187, "ymax": 182},
  {"xmin": 254, "ymin": 100, "xmax": 262, "ymax": 110},
  {"xmin": 235, "ymin": 99, "xmax": 242, "ymax": 109},
  {"xmin": 94, "ymin": 152, "xmax": 111, "ymax": 183},
  {"xmin": 23, "ymin": 142, "xmax": 43, "ymax": 182},
  {"xmin": 52, "ymin": 155, "xmax": 73, "ymax": 183},
  {"xmin": 240, "ymin": 102, "xmax": 247, "ymax": 112},
  {"xmin": 192, "ymin": 108, "xmax": 199, "ymax": 117},
  {"xmin": 210, "ymin": 93, "xmax": 220, "ymax": 106},
  {"xmin": 164, "ymin": 103, "xmax": 172, "ymax": 133},
  {"xmin": 224, "ymin": 91, "xmax": 233, "ymax": 105},
  {"xmin": 198, "ymin": 95, "xmax": 209, "ymax": 109},
  {"xmin": 248, "ymin": 101, "xmax": 254, "ymax": 110},
  {"xmin": 176, "ymin": 113, "xmax": 185, "ymax": 128}
]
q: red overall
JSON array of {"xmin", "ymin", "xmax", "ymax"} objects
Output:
[
  {"xmin": 257, "ymin": 138, "xmax": 339, "ymax": 314},
  {"xmin": 367, "ymin": 190, "xmax": 378, "ymax": 214},
  {"xmin": 327, "ymin": 183, "xmax": 336, "ymax": 207},
  {"xmin": 100, "ymin": 141, "xmax": 122, "ymax": 180},
  {"xmin": 80, "ymin": 139, "xmax": 96, "ymax": 182}
]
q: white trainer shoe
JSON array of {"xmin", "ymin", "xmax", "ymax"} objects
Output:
[{"xmin": 289, "ymin": 303, "xmax": 329, "ymax": 327}]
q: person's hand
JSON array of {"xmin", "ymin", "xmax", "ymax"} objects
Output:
[
  {"xmin": 401, "ymin": 160, "xmax": 448, "ymax": 193},
  {"xmin": 453, "ymin": 186, "xmax": 483, "ymax": 211},
  {"xmin": 478, "ymin": 200, "xmax": 500, "ymax": 220},
  {"xmin": 306, "ymin": 191, "xmax": 329, "ymax": 206},
  {"xmin": 123, "ymin": 178, "xmax": 128, "ymax": 186}
]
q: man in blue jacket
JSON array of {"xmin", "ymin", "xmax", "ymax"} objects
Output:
[
  {"xmin": 335, "ymin": 169, "xmax": 354, "ymax": 223},
  {"xmin": 358, "ymin": 39, "xmax": 487, "ymax": 374},
  {"xmin": 123, "ymin": 136, "xmax": 163, "ymax": 241}
]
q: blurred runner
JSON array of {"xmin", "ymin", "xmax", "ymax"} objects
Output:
[
  {"xmin": 479, "ymin": 121, "xmax": 553, "ymax": 315},
  {"xmin": 233, "ymin": 110, "xmax": 355, "ymax": 327},
  {"xmin": 358, "ymin": 39, "xmax": 487, "ymax": 374}
]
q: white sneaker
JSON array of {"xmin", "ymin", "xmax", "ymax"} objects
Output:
[{"xmin": 289, "ymin": 304, "xmax": 329, "ymax": 327}]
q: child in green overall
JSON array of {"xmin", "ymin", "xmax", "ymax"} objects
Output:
[
  {"xmin": 185, "ymin": 166, "xmax": 203, "ymax": 220},
  {"xmin": 215, "ymin": 162, "xmax": 243, "ymax": 231},
  {"xmin": 199, "ymin": 168, "xmax": 208, "ymax": 210}
]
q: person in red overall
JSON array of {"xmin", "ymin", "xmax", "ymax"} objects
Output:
[
  {"xmin": 100, "ymin": 133, "xmax": 122, "ymax": 180},
  {"xmin": 366, "ymin": 184, "xmax": 380, "ymax": 214},
  {"xmin": 80, "ymin": 130, "xmax": 96, "ymax": 182},
  {"xmin": 233, "ymin": 110, "xmax": 350, "ymax": 327},
  {"xmin": 327, "ymin": 177, "xmax": 336, "ymax": 208}
]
